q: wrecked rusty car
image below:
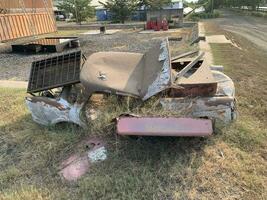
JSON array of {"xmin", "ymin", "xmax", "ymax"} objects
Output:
[{"xmin": 26, "ymin": 38, "xmax": 236, "ymax": 136}]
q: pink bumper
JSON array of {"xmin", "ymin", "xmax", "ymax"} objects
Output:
[{"xmin": 117, "ymin": 117, "xmax": 213, "ymax": 137}]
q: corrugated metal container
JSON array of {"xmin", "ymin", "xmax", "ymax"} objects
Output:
[{"xmin": 0, "ymin": 0, "xmax": 56, "ymax": 41}]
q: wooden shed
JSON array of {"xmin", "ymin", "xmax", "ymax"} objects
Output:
[{"xmin": 0, "ymin": 0, "xmax": 57, "ymax": 42}]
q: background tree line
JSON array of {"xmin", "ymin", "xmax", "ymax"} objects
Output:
[
  {"xmin": 58, "ymin": 0, "xmax": 172, "ymax": 24},
  {"xmin": 100, "ymin": 0, "xmax": 172, "ymax": 23},
  {"xmin": 198, "ymin": 0, "xmax": 265, "ymax": 11}
]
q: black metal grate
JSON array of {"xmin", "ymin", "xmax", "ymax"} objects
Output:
[{"xmin": 27, "ymin": 51, "xmax": 81, "ymax": 93}]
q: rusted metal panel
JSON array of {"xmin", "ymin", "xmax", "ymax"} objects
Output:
[
  {"xmin": 0, "ymin": 0, "xmax": 53, "ymax": 10},
  {"xmin": 0, "ymin": 0, "xmax": 56, "ymax": 41},
  {"xmin": 80, "ymin": 39, "xmax": 172, "ymax": 100},
  {"xmin": 160, "ymin": 70, "xmax": 236, "ymax": 123},
  {"xmin": 117, "ymin": 117, "xmax": 213, "ymax": 137},
  {"xmin": 168, "ymin": 83, "xmax": 218, "ymax": 97},
  {"xmin": 0, "ymin": 13, "xmax": 56, "ymax": 41}
]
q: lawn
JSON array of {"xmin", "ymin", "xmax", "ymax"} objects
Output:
[{"xmin": 0, "ymin": 25, "xmax": 266, "ymax": 199}]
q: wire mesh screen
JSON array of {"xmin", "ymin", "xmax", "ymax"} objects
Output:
[{"xmin": 27, "ymin": 51, "xmax": 81, "ymax": 93}]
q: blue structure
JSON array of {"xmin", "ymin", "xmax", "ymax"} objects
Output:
[
  {"xmin": 96, "ymin": 9, "xmax": 146, "ymax": 21},
  {"xmin": 96, "ymin": 9, "xmax": 108, "ymax": 21},
  {"xmin": 131, "ymin": 10, "xmax": 146, "ymax": 21}
]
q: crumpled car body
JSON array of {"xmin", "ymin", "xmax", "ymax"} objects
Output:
[{"xmin": 25, "ymin": 38, "xmax": 236, "ymax": 134}]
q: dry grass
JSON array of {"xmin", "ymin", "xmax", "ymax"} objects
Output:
[{"xmin": 0, "ymin": 23, "xmax": 267, "ymax": 199}]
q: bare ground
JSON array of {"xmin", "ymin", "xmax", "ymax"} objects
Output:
[{"xmin": 0, "ymin": 28, "xmax": 193, "ymax": 81}]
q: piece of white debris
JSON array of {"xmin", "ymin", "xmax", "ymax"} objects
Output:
[{"xmin": 88, "ymin": 147, "xmax": 107, "ymax": 163}]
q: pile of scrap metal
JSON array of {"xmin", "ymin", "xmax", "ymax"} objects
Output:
[{"xmin": 26, "ymin": 38, "xmax": 236, "ymax": 137}]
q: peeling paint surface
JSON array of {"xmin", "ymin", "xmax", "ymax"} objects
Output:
[
  {"xmin": 160, "ymin": 71, "xmax": 236, "ymax": 123},
  {"xmin": 142, "ymin": 39, "xmax": 172, "ymax": 100}
]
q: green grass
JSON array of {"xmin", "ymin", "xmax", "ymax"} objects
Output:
[
  {"xmin": 0, "ymin": 25, "xmax": 267, "ymax": 199},
  {"xmin": 0, "ymin": 87, "xmax": 266, "ymax": 199}
]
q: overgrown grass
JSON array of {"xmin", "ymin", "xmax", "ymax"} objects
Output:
[
  {"xmin": 0, "ymin": 23, "xmax": 267, "ymax": 199},
  {"xmin": 187, "ymin": 11, "xmax": 220, "ymax": 21}
]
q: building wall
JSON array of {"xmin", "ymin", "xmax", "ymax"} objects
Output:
[
  {"xmin": 0, "ymin": 0, "xmax": 56, "ymax": 42},
  {"xmin": 147, "ymin": 9, "xmax": 183, "ymax": 27}
]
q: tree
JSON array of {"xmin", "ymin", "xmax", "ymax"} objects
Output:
[
  {"xmin": 139, "ymin": 0, "xmax": 171, "ymax": 10},
  {"xmin": 58, "ymin": 0, "xmax": 94, "ymax": 24},
  {"xmin": 100, "ymin": 0, "xmax": 172, "ymax": 23},
  {"xmin": 201, "ymin": 0, "xmax": 264, "ymax": 10},
  {"xmin": 100, "ymin": 0, "xmax": 139, "ymax": 23}
]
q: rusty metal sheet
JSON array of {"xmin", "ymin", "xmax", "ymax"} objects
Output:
[
  {"xmin": 80, "ymin": 38, "xmax": 172, "ymax": 100},
  {"xmin": 177, "ymin": 59, "xmax": 217, "ymax": 85},
  {"xmin": 171, "ymin": 50, "xmax": 199, "ymax": 62},
  {"xmin": 117, "ymin": 117, "xmax": 213, "ymax": 137},
  {"xmin": 160, "ymin": 70, "xmax": 236, "ymax": 123}
]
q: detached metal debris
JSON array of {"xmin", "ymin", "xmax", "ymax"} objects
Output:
[
  {"xmin": 12, "ymin": 37, "xmax": 80, "ymax": 53},
  {"xmin": 26, "ymin": 38, "xmax": 236, "ymax": 137}
]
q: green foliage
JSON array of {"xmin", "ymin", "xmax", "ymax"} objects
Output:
[
  {"xmin": 58, "ymin": 0, "xmax": 94, "ymax": 24},
  {"xmin": 140, "ymin": 0, "xmax": 172, "ymax": 10},
  {"xmin": 188, "ymin": 10, "xmax": 220, "ymax": 21},
  {"xmin": 100, "ymin": 0, "xmax": 139, "ymax": 23},
  {"xmin": 100, "ymin": 0, "xmax": 173, "ymax": 23}
]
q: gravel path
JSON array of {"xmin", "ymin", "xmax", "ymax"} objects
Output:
[{"xmin": 0, "ymin": 29, "xmax": 192, "ymax": 81}]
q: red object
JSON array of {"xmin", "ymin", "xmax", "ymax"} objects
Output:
[
  {"xmin": 154, "ymin": 20, "xmax": 161, "ymax": 31},
  {"xmin": 117, "ymin": 117, "xmax": 213, "ymax": 137},
  {"xmin": 146, "ymin": 21, "xmax": 151, "ymax": 30},
  {"xmin": 151, "ymin": 21, "xmax": 156, "ymax": 30}
]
